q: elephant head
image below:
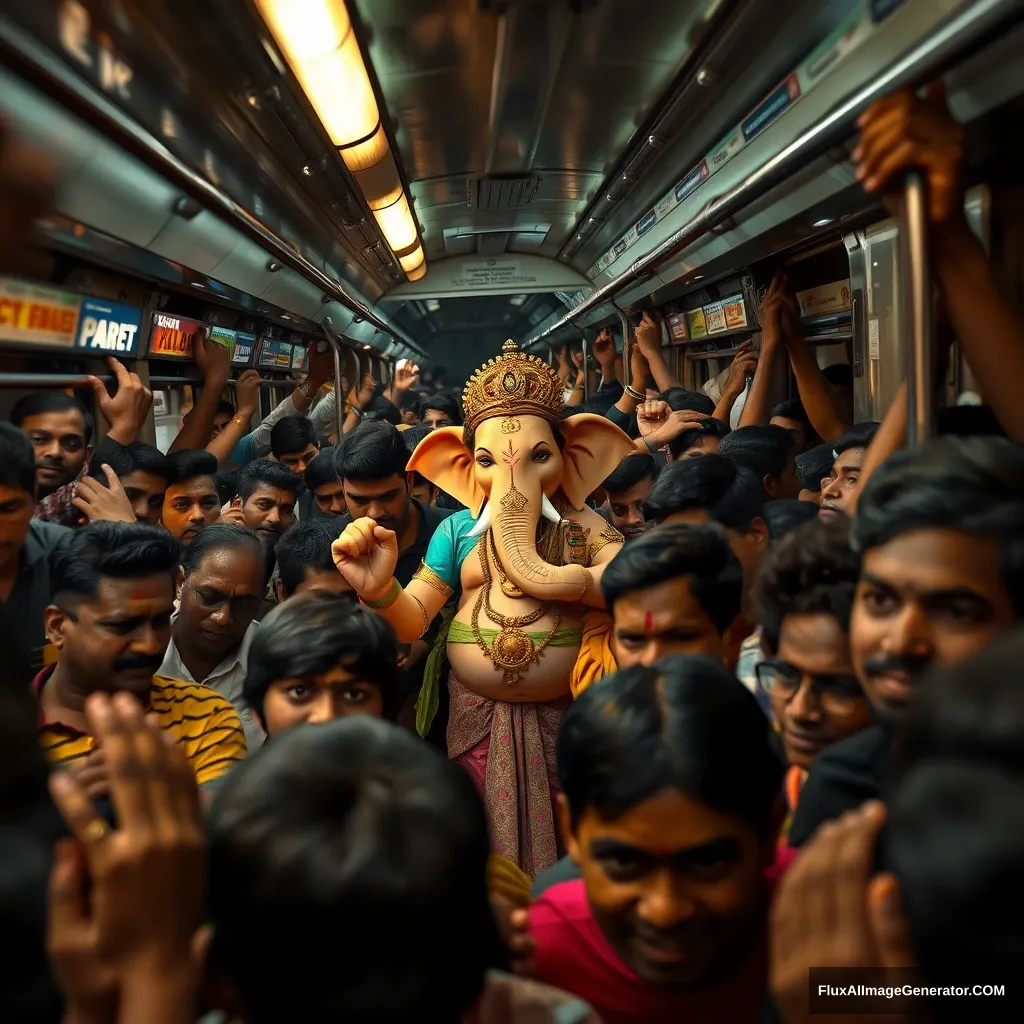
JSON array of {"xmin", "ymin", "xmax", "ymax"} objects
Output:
[{"xmin": 408, "ymin": 411, "xmax": 634, "ymax": 601}]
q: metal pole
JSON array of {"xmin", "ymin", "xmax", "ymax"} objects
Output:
[
  {"xmin": 614, "ymin": 307, "xmax": 632, "ymax": 391},
  {"xmin": 580, "ymin": 332, "xmax": 591, "ymax": 401},
  {"xmin": 903, "ymin": 171, "xmax": 934, "ymax": 446},
  {"xmin": 319, "ymin": 320, "xmax": 347, "ymax": 442}
]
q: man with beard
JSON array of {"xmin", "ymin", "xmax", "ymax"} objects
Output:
[
  {"xmin": 600, "ymin": 453, "xmax": 657, "ymax": 540},
  {"xmin": 788, "ymin": 436, "xmax": 1024, "ymax": 845},
  {"xmin": 36, "ymin": 522, "xmax": 245, "ymax": 791},
  {"xmin": 227, "ymin": 459, "xmax": 303, "ymax": 551},
  {"xmin": 817, "ymin": 423, "xmax": 878, "ymax": 517},
  {"xmin": 160, "ymin": 524, "xmax": 267, "ymax": 751}
]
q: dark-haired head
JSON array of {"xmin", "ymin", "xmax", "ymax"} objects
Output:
[
  {"xmin": 718, "ymin": 425, "xmax": 800, "ymax": 499},
  {"xmin": 334, "ymin": 423, "xmax": 415, "ymax": 537},
  {"xmin": 0, "ymin": 425, "xmax": 39, "ymax": 575},
  {"xmin": 234, "ymin": 460, "xmax": 303, "ymax": 548},
  {"xmin": 849, "ymin": 436, "xmax": 1024, "ymax": 723},
  {"xmin": 163, "ymin": 449, "xmax": 221, "ymax": 545},
  {"xmin": 275, "ymin": 519, "xmax": 354, "ymax": 601},
  {"xmin": 421, "ymin": 393, "xmax": 462, "ymax": 430},
  {"xmin": 12, "ymin": 391, "xmax": 94, "ymax": 497},
  {"xmin": 818, "ymin": 423, "xmax": 879, "ymax": 516},
  {"xmin": 89, "ymin": 440, "xmax": 170, "ymax": 526},
  {"xmin": 770, "ymin": 398, "xmax": 814, "ymax": 452},
  {"xmin": 45, "ymin": 523, "xmax": 178, "ymax": 698},
  {"xmin": 304, "ymin": 447, "xmax": 346, "ymax": 517},
  {"xmin": 644, "ymin": 454, "xmax": 768, "ymax": 608},
  {"xmin": 661, "ymin": 387, "xmax": 716, "ymax": 417},
  {"xmin": 207, "ymin": 717, "xmax": 497, "ymax": 1022},
  {"xmin": 936, "ymin": 403, "xmax": 1006, "ymax": 439},
  {"xmin": 557, "ymin": 655, "xmax": 784, "ymax": 986},
  {"xmin": 668, "ymin": 416, "xmax": 730, "ymax": 461},
  {"xmin": 601, "ymin": 453, "xmax": 657, "ymax": 540},
  {"xmin": 363, "ymin": 394, "xmax": 402, "ymax": 426},
  {"xmin": 244, "ymin": 593, "xmax": 398, "ymax": 732},
  {"xmin": 795, "ymin": 443, "xmax": 834, "ymax": 501},
  {"xmin": 763, "ymin": 498, "xmax": 818, "ymax": 541},
  {"xmin": 175, "ymin": 524, "xmax": 266, "ymax": 664},
  {"xmin": 270, "ymin": 416, "xmax": 319, "ymax": 474},
  {"xmin": 602, "ymin": 522, "xmax": 744, "ymax": 670},
  {"xmin": 211, "ymin": 400, "xmax": 236, "ymax": 440},
  {"xmin": 754, "ymin": 516, "xmax": 871, "ymax": 769}
]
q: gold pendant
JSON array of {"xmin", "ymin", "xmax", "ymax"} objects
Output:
[{"xmin": 490, "ymin": 627, "xmax": 535, "ymax": 685}]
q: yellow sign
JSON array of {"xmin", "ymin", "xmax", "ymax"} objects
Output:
[
  {"xmin": 686, "ymin": 307, "xmax": 707, "ymax": 338},
  {"xmin": 0, "ymin": 278, "xmax": 81, "ymax": 348}
]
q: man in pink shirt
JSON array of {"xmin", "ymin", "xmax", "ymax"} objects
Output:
[{"xmin": 528, "ymin": 655, "xmax": 791, "ymax": 1024}]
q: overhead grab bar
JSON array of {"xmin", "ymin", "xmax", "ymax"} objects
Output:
[
  {"xmin": 902, "ymin": 171, "xmax": 934, "ymax": 446},
  {"xmin": 0, "ymin": 373, "xmax": 278, "ymax": 388},
  {"xmin": 320, "ymin": 318, "xmax": 348, "ymax": 443},
  {"xmin": 527, "ymin": 0, "xmax": 1020, "ymax": 348},
  {"xmin": 0, "ymin": 19, "xmax": 427, "ymax": 362},
  {"xmin": 581, "ymin": 332, "xmax": 591, "ymax": 402}
]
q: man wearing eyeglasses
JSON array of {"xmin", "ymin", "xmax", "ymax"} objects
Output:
[{"xmin": 753, "ymin": 515, "xmax": 874, "ymax": 841}]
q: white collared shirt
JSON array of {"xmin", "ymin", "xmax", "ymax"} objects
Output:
[{"xmin": 160, "ymin": 619, "xmax": 266, "ymax": 752}]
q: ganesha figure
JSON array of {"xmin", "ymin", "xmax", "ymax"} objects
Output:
[{"xmin": 333, "ymin": 339, "xmax": 634, "ymax": 875}]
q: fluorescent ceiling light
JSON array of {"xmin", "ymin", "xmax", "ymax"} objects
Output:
[
  {"xmin": 425, "ymin": 299, "xmax": 441, "ymax": 311},
  {"xmin": 812, "ymin": 217, "xmax": 833, "ymax": 227},
  {"xmin": 509, "ymin": 295, "xmax": 526, "ymax": 306},
  {"xmin": 407, "ymin": 262, "xmax": 427, "ymax": 282},
  {"xmin": 373, "ymin": 192, "xmax": 418, "ymax": 253},
  {"xmin": 399, "ymin": 243, "xmax": 425, "ymax": 274}
]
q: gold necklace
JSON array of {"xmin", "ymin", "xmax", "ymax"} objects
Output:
[{"xmin": 471, "ymin": 533, "xmax": 562, "ymax": 685}]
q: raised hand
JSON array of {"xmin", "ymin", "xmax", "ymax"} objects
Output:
[
  {"xmin": 192, "ymin": 326, "xmax": 231, "ymax": 387},
  {"xmin": 853, "ymin": 82, "xmax": 965, "ymax": 230},
  {"xmin": 592, "ymin": 327, "xmax": 616, "ymax": 369},
  {"xmin": 725, "ymin": 341, "xmax": 759, "ymax": 397},
  {"xmin": 331, "ymin": 517, "xmax": 400, "ymax": 599},
  {"xmin": 636, "ymin": 398, "xmax": 670, "ymax": 437},
  {"xmin": 47, "ymin": 692, "xmax": 205, "ymax": 1023},
  {"xmin": 87, "ymin": 356, "xmax": 153, "ymax": 446},
  {"xmin": 394, "ymin": 359, "xmax": 421, "ymax": 392},
  {"xmin": 74, "ymin": 465, "xmax": 137, "ymax": 525},
  {"xmin": 234, "ymin": 368, "xmax": 263, "ymax": 420},
  {"xmin": 634, "ymin": 311, "xmax": 662, "ymax": 359}
]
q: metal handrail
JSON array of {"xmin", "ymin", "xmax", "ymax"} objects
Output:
[
  {"xmin": 319, "ymin": 319, "xmax": 347, "ymax": 442},
  {"xmin": 0, "ymin": 16, "xmax": 426, "ymax": 362},
  {"xmin": 0, "ymin": 372, "xmax": 278, "ymax": 388},
  {"xmin": 903, "ymin": 172, "xmax": 934, "ymax": 445},
  {"xmin": 527, "ymin": 0, "xmax": 1021, "ymax": 348}
]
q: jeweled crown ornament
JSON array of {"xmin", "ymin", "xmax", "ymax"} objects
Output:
[{"xmin": 462, "ymin": 339, "xmax": 564, "ymax": 432}]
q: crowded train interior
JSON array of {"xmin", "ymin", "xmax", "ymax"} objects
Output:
[{"xmin": 3, "ymin": 0, "xmax": 1024, "ymax": 1021}]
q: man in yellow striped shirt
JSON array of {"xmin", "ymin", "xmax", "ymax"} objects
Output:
[{"xmin": 36, "ymin": 521, "xmax": 245, "ymax": 790}]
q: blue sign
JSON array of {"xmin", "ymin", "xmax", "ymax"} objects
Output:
[
  {"xmin": 233, "ymin": 331, "xmax": 257, "ymax": 365},
  {"xmin": 75, "ymin": 298, "xmax": 142, "ymax": 356},
  {"xmin": 258, "ymin": 338, "xmax": 280, "ymax": 369},
  {"xmin": 870, "ymin": 0, "xmax": 908, "ymax": 22},
  {"xmin": 742, "ymin": 75, "xmax": 801, "ymax": 141},
  {"xmin": 635, "ymin": 209, "xmax": 658, "ymax": 236},
  {"xmin": 675, "ymin": 161, "xmax": 709, "ymax": 204}
]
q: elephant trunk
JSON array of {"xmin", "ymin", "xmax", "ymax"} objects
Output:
[{"xmin": 489, "ymin": 478, "xmax": 588, "ymax": 603}]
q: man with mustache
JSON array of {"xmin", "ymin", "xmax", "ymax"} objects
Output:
[
  {"xmin": 162, "ymin": 449, "xmax": 222, "ymax": 546},
  {"xmin": 817, "ymin": 423, "xmax": 878, "ymax": 517},
  {"xmin": 160, "ymin": 523, "xmax": 267, "ymax": 751},
  {"xmin": 36, "ymin": 521, "xmax": 246, "ymax": 794},
  {"xmin": 599, "ymin": 453, "xmax": 657, "ymax": 541},
  {"xmin": 227, "ymin": 459, "xmax": 303, "ymax": 551},
  {"xmin": 788, "ymin": 436, "xmax": 1024, "ymax": 846}
]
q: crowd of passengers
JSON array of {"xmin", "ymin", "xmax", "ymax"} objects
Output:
[{"xmin": 3, "ymin": 87, "xmax": 1024, "ymax": 1023}]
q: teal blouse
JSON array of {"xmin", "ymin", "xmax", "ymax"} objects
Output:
[{"xmin": 423, "ymin": 508, "xmax": 483, "ymax": 590}]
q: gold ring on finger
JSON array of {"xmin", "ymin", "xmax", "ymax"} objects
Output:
[{"xmin": 82, "ymin": 818, "xmax": 110, "ymax": 843}]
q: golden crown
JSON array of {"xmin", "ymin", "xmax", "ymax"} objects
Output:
[{"xmin": 462, "ymin": 339, "xmax": 564, "ymax": 431}]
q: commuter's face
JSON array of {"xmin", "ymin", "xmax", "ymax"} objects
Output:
[
  {"xmin": 262, "ymin": 663, "xmax": 383, "ymax": 736},
  {"xmin": 770, "ymin": 416, "xmax": 808, "ymax": 453},
  {"xmin": 607, "ymin": 475, "xmax": 653, "ymax": 540},
  {"xmin": 423, "ymin": 407, "xmax": 453, "ymax": 430},
  {"xmin": 850, "ymin": 529, "xmax": 1016, "ymax": 722},
  {"xmin": 210, "ymin": 410, "xmax": 232, "ymax": 440},
  {"xmin": 768, "ymin": 453, "xmax": 801, "ymax": 501},
  {"xmin": 764, "ymin": 613, "xmax": 873, "ymax": 770},
  {"xmin": 563, "ymin": 788, "xmax": 775, "ymax": 987},
  {"xmin": 313, "ymin": 479, "xmax": 347, "ymax": 517},
  {"xmin": 21, "ymin": 408, "xmax": 90, "ymax": 495},
  {"xmin": 612, "ymin": 577, "xmax": 736, "ymax": 671},
  {"xmin": 176, "ymin": 546, "xmax": 264, "ymax": 660},
  {"xmin": 45, "ymin": 573, "xmax": 173, "ymax": 698},
  {"xmin": 241, "ymin": 484, "xmax": 296, "ymax": 548},
  {"xmin": 162, "ymin": 475, "xmax": 220, "ymax": 545},
  {"xmin": 342, "ymin": 474, "xmax": 411, "ymax": 535},
  {"xmin": 120, "ymin": 469, "xmax": 167, "ymax": 527},
  {"xmin": 277, "ymin": 443, "xmax": 319, "ymax": 475},
  {"xmin": 401, "ymin": 408, "xmax": 420, "ymax": 426},
  {"xmin": 820, "ymin": 449, "xmax": 864, "ymax": 516},
  {"xmin": 409, "ymin": 477, "xmax": 439, "ymax": 508},
  {"xmin": 0, "ymin": 483, "xmax": 35, "ymax": 572}
]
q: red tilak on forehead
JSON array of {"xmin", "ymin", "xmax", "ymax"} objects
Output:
[{"xmin": 644, "ymin": 611, "xmax": 654, "ymax": 633}]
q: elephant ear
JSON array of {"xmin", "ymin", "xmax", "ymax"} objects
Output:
[
  {"xmin": 560, "ymin": 413, "xmax": 637, "ymax": 509},
  {"xmin": 406, "ymin": 426, "xmax": 486, "ymax": 516}
]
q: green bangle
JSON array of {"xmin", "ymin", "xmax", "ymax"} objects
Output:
[{"xmin": 363, "ymin": 578, "xmax": 401, "ymax": 609}]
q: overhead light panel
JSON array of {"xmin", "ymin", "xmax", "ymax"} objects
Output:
[
  {"xmin": 426, "ymin": 299, "xmax": 441, "ymax": 311},
  {"xmin": 509, "ymin": 294, "xmax": 527, "ymax": 306},
  {"xmin": 255, "ymin": 0, "xmax": 426, "ymax": 283},
  {"xmin": 399, "ymin": 243, "xmax": 425, "ymax": 274}
]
